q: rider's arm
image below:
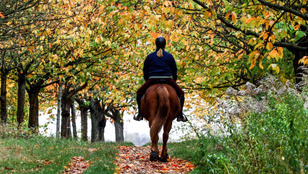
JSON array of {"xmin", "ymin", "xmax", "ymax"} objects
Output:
[
  {"xmin": 171, "ymin": 55, "xmax": 178, "ymax": 82},
  {"xmin": 143, "ymin": 57, "xmax": 149, "ymax": 81}
]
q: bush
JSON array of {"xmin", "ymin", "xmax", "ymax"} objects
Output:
[
  {"xmin": 0, "ymin": 123, "xmax": 36, "ymax": 139},
  {"xmin": 192, "ymin": 76, "xmax": 308, "ymax": 173}
]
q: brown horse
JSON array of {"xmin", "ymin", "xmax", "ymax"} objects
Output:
[{"xmin": 141, "ymin": 83, "xmax": 181, "ymax": 162}]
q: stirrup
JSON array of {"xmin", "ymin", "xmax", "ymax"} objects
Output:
[
  {"xmin": 133, "ymin": 114, "xmax": 143, "ymax": 121},
  {"xmin": 177, "ymin": 113, "xmax": 188, "ymax": 122}
]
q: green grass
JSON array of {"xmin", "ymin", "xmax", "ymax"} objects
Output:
[
  {"xmin": 168, "ymin": 139, "xmax": 200, "ymax": 162},
  {"xmin": 0, "ymin": 136, "xmax": 120, "ymax": 174}
]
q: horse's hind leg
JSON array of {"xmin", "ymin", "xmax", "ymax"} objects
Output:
[
  {"xmin": 161, "ymin": 120, "xmax": 172, "ymax": 162},
  {"xmin": 150, "ymin": 127, "xmax": 160, "ymax": 161}
]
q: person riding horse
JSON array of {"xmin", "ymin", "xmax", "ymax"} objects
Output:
[{"xmin": 134, "ymin": 36, "xmax": 188, "ymax": 122}]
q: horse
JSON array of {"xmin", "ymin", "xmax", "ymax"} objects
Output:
[{"xmin": 141, "ymin": 83, "xmax": 181, "ymax": 162}]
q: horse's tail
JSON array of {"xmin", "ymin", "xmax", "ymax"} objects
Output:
[{"xmin": 150, "ymin": 85, "xmax": 170, "ymax": 139}]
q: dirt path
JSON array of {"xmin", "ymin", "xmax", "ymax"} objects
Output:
[{"xmin": 115, "ymin": 146, "xmax": 194, "ymax": 174}]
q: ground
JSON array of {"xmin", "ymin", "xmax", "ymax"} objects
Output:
[{"xmin": 115, "ymin": 146, "xmax": 194, "ymax": 174}]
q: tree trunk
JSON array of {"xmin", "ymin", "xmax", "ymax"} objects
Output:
[
  {"xmin": 71, "ymin": 102, "xmax": 77, "ymax": 139},
  {"xmin": 90, "ymin": 98, "xmax": 100, "ymax": 143},
  {"xmin": 61, "ymin": 92, "xmax": 72, "ymax": 138},
  {"xmin": 80, "ymin": 106, "xmax": 88, "ymax": 141},
  {"xmin": 292, "ymin": 35, "xmax": 308, "ymax": 85},
  {"xmin": 56, "ymin": 82, "xmax": 62, "ymax": 139},
  {"xmin": 28, "ymin": 87, "xmax": 40, "ymax": 129},
  {"xmin": 75, "ymin": 94, "xmax": 89, "ymax": 142},
  {"xmin": 60, "ymin": 82, "xmax": 87, "ymax": 138},
  {"xmin": 0, "ymin": 71, "xmax": 7, "ymax": 124},
  {"xmin": 98, "ymin": 113, "xmax": 106, "ymax": 141},
  {"xmin": 293, "ymin": 51, "xmax": 305, "ymax": 84},
  {"xmin": 17, "ymin": 73, "xmax": 26, "ymax": 126},
  {"xmin": 113, "ymin": 109, "xmax": 124, "ymax": 142}
]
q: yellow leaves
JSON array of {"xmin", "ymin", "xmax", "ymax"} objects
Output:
[
  {"xmin": 177, "ymin": 10, "xmax": 183, "ymax": 16},
  {"xmin": 267, "ymin": 47, "xmax": 283, "ymax": 60},
  {"xmin": 104, "ymin": 40, "xmax": 112, "ymax": 47},
  {"xmin": 268, "ymin": 35, "xmax": 275, "ymax": 42},
  {"xmin": 194, "ymin": 77, "xmax": 204, "ymax": 84},
  {"xmin": 225, "ymin": 12, "xmax": 237, "ymax": 23},
  {"xmin": 266, "ymin": 42, "xmax": 273, "ymax": 50},
  {"xmin": 298, "ymin": 56, "xmax": 308, "ymax": 65},
  {"xmin": 248, "ymin": 38, "xmax": 257, "ymax": 45},
  {"xmin": 245, "ymin": 17, "xmax": 257, "ymax": 28},
  {"xmin": 249, "ymin": 50, "xmax": 260, "ymax": 69},
  {"xmin": 203, "ymin": 11, "xmax": 211, "ymax": 20},
  {"xmin": 190, "ymin": 45, "xmax": 196, "ymax": 51},
  {"xmin": 164, "ymin": 20, "xmax": 175, "ymax": 29},
  {"xmin": 268, "ymin": 64, "xmax": 280, "ymax": 74}
]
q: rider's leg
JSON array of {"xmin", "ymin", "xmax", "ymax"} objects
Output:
[
  {"xmin": 177, "ymin": 96, "xmax": 187, "ymax": 122},
  {"xmin": 134, "ymin": 79, "xmax": 155, "ymax": 121},
  {"xmin": 133, "ymin": 94, "xmax": 143, "ymax": 121},
  {"xmin": 166, "ymin": 79, "xmax": 188, "ymax": 122}
]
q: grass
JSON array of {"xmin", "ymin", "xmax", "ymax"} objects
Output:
[
  {"xmin": 0, "ymin": 133, "xmax": 198, "ymax": 174},
  {"xmin": 0, "ymin": 136, "xmax": 120, "ymax": 174}
]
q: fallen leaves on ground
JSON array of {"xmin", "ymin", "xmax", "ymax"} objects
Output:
[
  {"xmin": 115, "ymin": 146, "xmax": 194, "ymax": 174},
  {"xmin": 63, "ymin": 156, "xmax": 91, "ymax": 174}
]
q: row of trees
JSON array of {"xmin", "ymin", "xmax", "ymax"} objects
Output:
[
  {"xmin": 0, "ymin": 0, "xmax": 142, "ymax": 141},
  {"xmin": 1, "ymin": 0, "xmax": 307, "ymax": 141}
]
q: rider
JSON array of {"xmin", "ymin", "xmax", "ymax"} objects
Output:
[{"xmin": 134, "ymin": 36, "xmax": 188, "ymax": 122}]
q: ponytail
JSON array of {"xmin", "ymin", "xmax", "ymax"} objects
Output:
[{"xmin": 157, "ymin": 48, "xmax": 163, "ymax": 57}]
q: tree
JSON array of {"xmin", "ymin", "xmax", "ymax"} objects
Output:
[
  {"xmin": 0, "ymin": 0, "xmax": 42, "ymax": 124},
  {"xmin": 169, "ymin": 0, "xmax": 307, "ymax": 94},
  {"xmin": 61, "ymin": 81, "xmax": 87, "ymax": 138}
]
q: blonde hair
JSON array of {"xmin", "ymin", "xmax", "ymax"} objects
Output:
[{"xmin": 157, "ymin": 48, "xmax": 163, "ymax": 57}]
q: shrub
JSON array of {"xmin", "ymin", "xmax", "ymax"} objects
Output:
[{"xmin": 193, "ymin": 75, "xmax": 308, "ymax": 173}]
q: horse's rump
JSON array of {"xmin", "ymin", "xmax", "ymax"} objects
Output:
[
  {"xmin": 141, "ymin": 84, "xmax": 180, "ymax": 123},
  {"xmin": 150, "ymin": 85, "xmax": 170, "ymax": 137}
]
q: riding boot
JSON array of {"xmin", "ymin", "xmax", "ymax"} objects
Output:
[
  {"xmin": 177, "ymin": 96, "xmax": 188, "ymax": 122},
  {"xmin": 133, "ymin": 95, "xmax": 143, "ymax": 121}
]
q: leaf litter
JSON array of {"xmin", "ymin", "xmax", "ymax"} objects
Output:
[
  {"xmin": 115, "ymin": 146, "xmax": 194, "ymax": 174},
  {"xmin": 62, "ymin": 148, "xmax": 98, "ymax": 174}
]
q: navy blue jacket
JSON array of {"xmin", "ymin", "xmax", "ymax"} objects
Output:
[{"xmin": 143, "ymin": 49, "xmax": 177, "ymax": 81}]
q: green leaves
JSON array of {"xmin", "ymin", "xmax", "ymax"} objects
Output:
[{"xmin": 295, "ymin": 30, "xmax": 306, "ymax": 42}]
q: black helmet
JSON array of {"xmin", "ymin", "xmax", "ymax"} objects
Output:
[{"xmin": 155, "ymin": 37, "xmax": 166, "ymax": 49}]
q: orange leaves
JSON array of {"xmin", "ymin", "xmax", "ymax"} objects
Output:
[
  {"xmin": 203, "ymin": 11, "xmax": 211, "ymax": 20},
  {"xmin": 298, "ymin": 56, "xmax": 308, "ymax": 65},
  {"xmin": 225, "ymin": 12, "xmax": 237, "ymax": 23},
  {"xmin": 0, "ymin": 12, "xmax": 4, "ymax": 18},
  {"xmin": 115, "ymin": 146, "xmax": 194, "ymax": 173},
  {"xmin": 268, "ymin": 47, "xmax": 283, "ymax": 60},
  {"xmin": 63, "ymin": 156, "xmax": 91, "ymax": 174},
  {"xmin": 249, "ymin": 50, "xmax": 262, "ymax": 69},
  {"xmin": 266, "ymin": 42, "xmax": 273, "ymax": 51}
]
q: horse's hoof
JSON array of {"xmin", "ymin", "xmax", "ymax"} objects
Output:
[
  {"xmin": 150, "ymin": 151, "xmax": 160, "ymax": 161},
  {"xmin": 160, "ymin": 153, "xmax": 169, "ymax": 162}
]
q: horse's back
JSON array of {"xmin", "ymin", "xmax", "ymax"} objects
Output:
[{"xmin": 141, "ymin": 84, "xmax": 180, "ymax": 122}]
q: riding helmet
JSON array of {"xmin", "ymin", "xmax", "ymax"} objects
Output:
[{"xmin": 155, "ymin": 37, "xmax": 166, "ymax": 49}]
